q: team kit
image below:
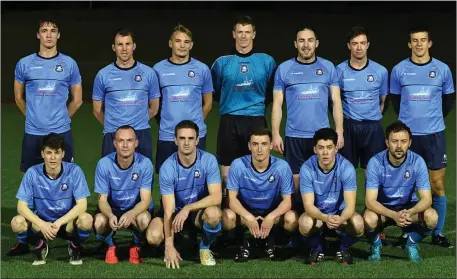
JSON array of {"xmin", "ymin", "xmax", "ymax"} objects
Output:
[{"xmin": 7, "ymin": 16, "xmax": 455, "ymax": 268}]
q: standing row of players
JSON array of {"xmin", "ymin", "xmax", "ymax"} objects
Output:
[
  {"xmin": 9, "ymin": 15, "xmax": 454, "ymax": 259},
  {"xmin": 10, "ymin": 121, "xmax": 440, "ymax": 267}
]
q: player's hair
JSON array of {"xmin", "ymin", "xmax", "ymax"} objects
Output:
[
  {"xmin": 41, "ymin": 133, "xmax": 65, "ymax": 151},
  {"xmin": 170, "ymin": 24, "xmax": 193, "ymax": 41},
  {"xmin": 347, "ymin": 26, "xmax": 369, "ymax": 43},
  {"xmin": 175, "ymin": 120, "xmax": 199, "ymax": 138},
  {"xmin": 37, "ymin": 19, "xmax": 59, "ymax": 32},
  {"xmin": 113, "ymin": 28, "xmax": 135, "ymax": 44},
  {"xmin": 248, "ymin": 129, "xmax": 272, "ymax": 142},
  {"xmin": 233, "ymin": 15, "xmax": 256, "ymax": 32},
  {"xmin": 114, "ymin": 125, "xmax": 137, "ymax": 139},
  {"xmin": 313, "ymin": 128, "xmax": 338, "ymax": 146},
  {"xmin": 409, "ymin": 26, "xmax": 431, "ymax": 41},
  {"xmin": 385, "ymin": 121, "xmax": 412, "ymax": 139},
  {"xmin": 296, "ymin": 26, "xmax": 318, "ymax": 40}
]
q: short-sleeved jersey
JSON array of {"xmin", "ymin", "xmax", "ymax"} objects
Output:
[
  {"xmin": 226, "ymin": 155, "xmax": 294, "ymax": 213},
  {"xmin": 14, "ymin": 52, "xmax": 82, "ymax": 135},
  {"xmin": 94, "ymin": 152, "xmax": 153, "ymax": 212},
  {"xmin": 366, "ymin": 150, "xmax": 431, "ymax": 207},
  {"xmin": 300, "ymin": 153, "xmax": 357, "ymax": 215},
  {"xmin": 211, "ymin": 51, "xmax": 276, "ymax": 116},
  {"xmin": 92, "ymin": 61, "xmax": 160, "ymax": 134},
  {"xmin": 16, "ymin": 162, "xmax": 90, "ymax": 222},
  {"xmin": 153, "ymin": 58, "xmax": 213, "ymax": 141},
  {"xmin": 273, "ymin": 57, "xmax": 339, "ymax": 138},
  {"xmin": 390, "ymin": 58, "xmax": 455, "ymax": 135},
  {"xmin": 336, "ymin": 59, "xmax": 388, "ymax": 121},
  {"xmin": 159, "ymin": 149, "xmax": 221, "ymax": 211}
]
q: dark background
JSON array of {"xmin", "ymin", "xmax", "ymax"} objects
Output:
[{"xmin": 2, "ymin": 1, "xmax": 456, "ymax": 101}]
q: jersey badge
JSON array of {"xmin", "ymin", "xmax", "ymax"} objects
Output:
[
  {"xmin": 132, "ymin": 173, "xmax": 139, "ymax": 181},
  {"xmin": 194, "ymin": 170, "xmax": 201, "ymax": 178},
  {"xmin": 429, "ymin": 71, "xmax": 436, "ymax": 79},
  {"xmin": 404, "ymin": 170, "xmax": 411, "ymax": 179},
  {"xmin": 61, "ymin": 183, "xmax": 69, "ymax": 191},
  {"xmin": 367, "ymin": 75, "xmax": 375, "ymax": 82},
  {"xmin": 268, "ymin": 175, "xmax": 275, "ymax": 183},
  {"xmin": 188, "ymin": 70, "xmax": 196, "ymax": 78},
  {"xmin": 240, "ymin": 64, "xmax": 249, "ymax": 73},
  {"xmin": 134, "ymin": 75, "xmax": 142, "ymax": 82},
  {"xmin": 55, "ymin": 65, "xmax": 63, "ymax": 72},
  {"xmin": 316, "ymin": 69, "xmax": 324, "ymax": 76}
]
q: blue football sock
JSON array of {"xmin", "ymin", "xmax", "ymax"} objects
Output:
[
  {"xmin": 96, "ymin": 230, "xmax": 115, "ymax": 247},
  {"xmin": 131, "ymin": 230, "xmax": 142, "ymax": 246},
  {"xmin": 16, "ymin": 231, "xmax": 28, "ymax": 244},
  {"xmin": 302, "ymin": 233, "xmax": 322, "ymax": 252},
  {"xmin": 339, "ymin": 231, "xmax": 360, "ymax": 251},
  {"xmin": 200, "ymin": 221, "xmax": 222, "ymax": 249},
  {"xmin": 75, "ymin": 227, "xmax": 91, "ymax": 245},
  {"xmin": 406, "ymin": 224, "xmax": 432, "ymax": 246},
  {"xmin": 432, "ymin": 196, "xmax": 447, "ymax": 236}
]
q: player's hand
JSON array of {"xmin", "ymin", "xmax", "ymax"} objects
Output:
[
  {"xmin": 402, "ymin": 209, "xmax": 413, "ymax": 225},
  {"xmin": 245, "ymin": 214, "xmax": 262, "ymax": 238},
  {"xmin": 260, "ymin": 215, "xmax": 275, "ymax": 239},
  {"xmin": 173, "ymin": 207, "xmax": 190, "ymax": 233},
  {"xmin": 164, "ymin": 246, "xmax": 182, "ymax": 269},
  {"xmin": 394, "ymin": 210, "xmax": 409, "ymax": 227},
  {"xmin": 52, "ymin": 220, "xmax": 63, "ymax": 235},
  {"xmin": 108, "ymin": 215, "xmax": 119, "ymax": 231},
  {"xmin": 118, "ymin": 211, "xmax": 136, "ymax": 229},
  {"xmin": 336, "ymin": 130, "xmax": 344, "ymax": 150},
  {"xmin": 326, "ymin": 215, "xmax": 340, "ymax": 229},
  {"xmin": 39, "ymin": 221, "xmax": 57, "ymax": 240},
  {"xmin": 272, "ymin": 133, "xmax": 284, "ymax": 155}
]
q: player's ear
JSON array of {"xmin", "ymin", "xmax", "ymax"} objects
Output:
[
  {"xmin": 36, "ymin": 32, "xmax": 40, "ymax": 40},
  {"xmin": 174, "ymin": 137, "xmax": 178, "ymax": 147},
  {"xmin": 113, "ymin": 139, "xmax": 116, "ymax": 148},
  {"xmin": 408, "ymin": 41, "xmax": 412, "ymax": 50},
  {"xmin": 367, "ymin": 41, "xmax": 370, "ymax": 50},
  {"xmin": 385, "ymin": 139, "xmax": 389, "ymax": 148},
  {"xmin": 408, "ymin": 139, "xmax": 412, "ymax": 148},
  {"xmin": 132, "ymin": 42, "xmax": 136, "ymax": 51},
  {"xmin": 313, "ymin": 146, "xmax": 317, "ymax": 154},
  {"xmin": 315, "ymin": 39, "xmax": 319, "ymax": 48},
  {"xmin": 294, "ymin": 40, "xmax": 298, "ymax": 49},
  {"xmin": 169, "ymin": 39, "xmax": 173, "ymax": 49},
  {"xmin": 428, "ymin": 40, "xmax": 433, "ymax": 49},
  {"xmin": 232, "ymin": 30, "xmax": 236, "ymax": 40},
  {"xmin": 112, "ymin": 44, "xmax": 116, "ymax": 52},
  {"xmin": 134, "ymin": 138, "xmax": 139, "ymax": 149},
  {"xmin": 57, "ymin": 32, "xmax": 60, "ymax": 40},
  {"xmin": 189, "ymin": 41, "xmax": 194, "ymax": 50},
  {"xmin": 41, "ymin": 150, "xmax": 45, "ymax": 159},
  {"xmin": 347, "ymin": 42, "xmax": 351, "ymax": 51},
  {"xmin": 252, "ymin": 31, "xmax": 256, "ymax": 40}
]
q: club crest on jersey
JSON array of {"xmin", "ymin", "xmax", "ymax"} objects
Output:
[
  {"xmin": 61, "ymin": 183, "xmax": 69, "ymax": 191},
  {"xmin": 240, "ymin": 64, "xmax": 249, "ymax": 73},
  {"xmin": 404, "ymin": 170, "xmax": 411, "ymax": 179},
  {"xmin": 188, "ymin": 70, "xmax": 196, "ymax": 78},
  {"xmin": 367, "ymin": 75, "xmax": 375, "ymax": 82},
  {"xmin": 316, "ymin": 69, "xmax": 324, "ymax": 76},
  {"xmin": 428, "ymin": 71, "xmax": 436, "ymax": 79},
  {"xmin": 131, "ymin": 173, "xmax": 139, "ymax": 181},
  {"xmin": 268, "ymin": 175, "xmax": 275, "ymax": 183},
  {"xmin": 194, "ymin": 170, "xmax": 201, "ymax": 178},
  {"xmin": 134, "ymin": 75, "xmax": 142, "ymax": 82},
  {"xmin": 443, "ymin": 154, "xmax": 447, "ymax": 164},
  {"xmin": 55, "ymin": 65, "xmax": 63, "ymax": 72}
]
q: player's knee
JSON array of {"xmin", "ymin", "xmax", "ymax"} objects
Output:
[
  {"xmin": 298, "ymin": 215, "xmax": 314, "ymax": 236},
  {"xmin": 203, "ymin": 206, "xmax": 222, "ymax": 227},
  {"xmin": 76, "ymin": 213, "xmax": 93, "ymax": 230},
  {"xmin": 94, "ymin": 214, "xmax": 108, "ymax": 232},
  {"xmin": 363, "ymin": 210, "xmax": 378, "ymax": 231},
  {"xmin": 146, "ymin": 228, "xmax": 163, "ymax": 247},
  {"xmin": 283, "ymin": 211, "xmax": 298, "ymax": 232},
  {"xmin": 423, "ymin": 208, "xmax": 438, "ymax": 229},
  {"xmin": 222, "ymin": 209, "xmax": 236, "ymax": 230},
  {"xmin": 350, "ymin": 214, "xmax": 365, "ymax": 237},
  {"xmin": 11, "ymin": 215, "xmax": 27, "ymax": 233},
  {"xmin": 136, "ymin": 212, "xmax": 151, "ymax": 231}
]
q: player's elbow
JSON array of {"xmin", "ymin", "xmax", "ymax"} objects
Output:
[
  {"xmin": 365, "ymin": 199, "xmax": 375, "ymax": 211},
  {"xmin": 212, "ymin": 192, "xmax": 222, "ymax": 206}
]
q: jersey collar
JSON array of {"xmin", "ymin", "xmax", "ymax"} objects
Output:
[
  {"xmin": 115, "ymin": 154, "xmax": 135, "ymax": 170},
  {"xmin": 114, "ymin": 60, "xmax": 138, "ymax": 71},
  {"xmin": 177, "ymin": 151, "xmax": 198, "ymax": 169},
  {"xmin": 348, "ymin": 59, "xmax": 369, "ymax": 71},
  {"xmin": 295, "ymin": 56, "xmax": 317, "ymax": 65},
  {"xmin": 168, "ymin": 57, "xmax": 191, "ymax": 66},
  {"xmin": 42, "ymin": 163, "xmax": 64, "ymax": 180},
  {"xmin": 409, "ymin": 57, "xmax": 432, "ymax": 66},
  {"xmin": 317, "ymin": 155, "xmax": 337, "ymax": 174},
  {"xmin": 36, "ymin": 51, "xmax": 60, "ymax": 60},
  {"xmin": 233, "ymin": 46, "xmax": 255, "ymax": 57},
  {"xmin": 386, "ymin": 150, "xmax": 408, "ymax": 168},
  {"xmin": 251, "ymin": 155, "xmax": 272, "ymax": 173}
]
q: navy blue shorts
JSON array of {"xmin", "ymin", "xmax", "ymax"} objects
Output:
[
  {"xmin": 410, "ymin": 131, "xmax": 447, "ymax": 170},
  {"xmin": 217, "ymin": 114, "xmax": 267, "ymax": 166},
  {"xmin": 155, "ymin": 136, "xmax": 206, "ymax": 174},
  {"xmin": 20, "ymin": 130, "xmax": 74, "ymax": 172},
  {"xmin": 284, "ymin": 136, "xmax": 314, "ymax": 174},
  {"xmin": 339, "ymin": 118, "xmax": 385, "ymax": 169},
  {"xmin": 102, "ymin": 128, "xmax": 153, "ymax": 163},
  {"xmin": 155, "ymin": 207, "xmax": 202, "ymax": 232}
]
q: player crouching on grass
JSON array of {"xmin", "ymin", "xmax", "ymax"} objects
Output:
[
  {"xmin": 364, "ymin": 121, "xmax": 438, "ymax": 262},
  {"xmin": 93, "ymin": 125, "xmax": 154, "ymax": 264},
  {"xmin": 222, "ymin": 129, "xmax": 298, "ymax": 262},
  {"xmin": 10, "ymin": 133, "xmax": 92, "ymax": 265},
  {"xmin": 298, "ymin": 128, "xmax": 364, "ymax": 265}
]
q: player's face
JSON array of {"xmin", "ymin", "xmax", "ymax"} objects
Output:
[
  {"xmin": 248, "ymin": 135, "xmax": 272, "ymax": 162},
  {"xmin": 41, "ymin": 147, "xmax": 64, "ymax": 170},
  {"xmin": 112, "ymin": 35, "xmax": 136, "ymax": 62},
  {"xmin": 175, "ymin": 128, "xmax": 199, "ymax": 156},
  {"xmin": 348, "ymin": 34, "xmax": 369, "ymax": 60},
  {"xmin": 386, "ymin": 131, "xmax": 411, "ymax": 160},
  {"xmin": 233, "ymin": 24, "xmax": 256, "ymax": 50},
  {"xmin": 408, "ymin": 32, "xmax": 432, "ymax": 58},
  {"xmin": 314, "ymin": 140, "xmax": 337, "ymax": 167},
  {"xmin": 169, "ymin": 31, "xmax": 193, "ymax": 59},
  {"xmin": 295, "ymin": 29, "xmax": 319, "ymax": 61},
  {"xmin": 36, "ymin": 23, "xmax": 60, "ymax": 49},
  {"xmin": 114, "ymin": 129, "xmax": 138, "ymax": 158}
]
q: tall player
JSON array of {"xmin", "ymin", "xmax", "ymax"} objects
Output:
[
  {"xmin": 153, "ymin": 24, "xmax": 213, "ymax": 173},
  {"xmin": 211, "ymin": 15, "xmax": 276, "ymax": 197},
  {"xmin": 299, "ymin": 128, "xmax": 363, "ymax": 265},
  {"xmin": 336, "ymin": 26, "xmax": 388, "ymax": 171},
  {"xmin": 271, "ymin": 26, "xmax": 344, "ymax": 213},
  {"xmin": 390, "ymin": 26, "xmax": 455, "ymax": 248},
  {"xmin": 10, "ymin": 133, "xmax": 92, "ymax": 265},
  {"xmin": 92, "ymin": 28, "xmax": 160, "ymax": 162},
  {"xmin": 9, "ymin": 19, "xmax": 83, "ymax": 256},
  {"xmin": 364, "ymin": 121, "xmax": 438, "ymax": 262},
  {"xmin": 145, "ymin": 120, "xmax": 222, "ymax": 268}
]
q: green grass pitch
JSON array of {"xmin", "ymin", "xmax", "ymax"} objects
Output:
[{"xmin": 1, "ymin": 103, "xmax": 455, "ymax": 278}]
